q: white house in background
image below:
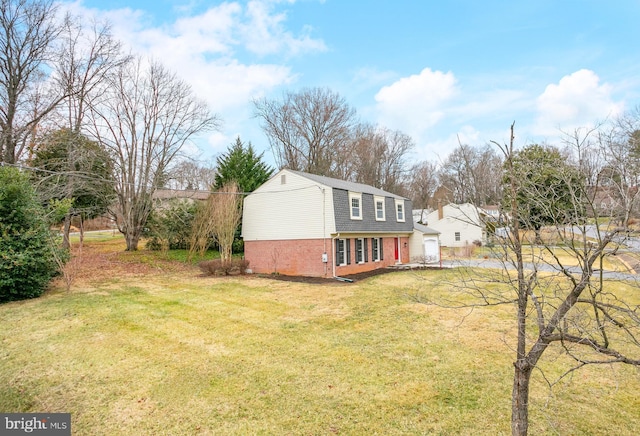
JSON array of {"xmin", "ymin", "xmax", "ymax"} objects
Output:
[
  {"xmin": 424, "ymin": 203, "xmax": 486, "ymax": 247},
  {"xmin": 412, "ymin": 208, "xmax": 431, "ymax": 224},
  {"xmin": 409, "ymin": 223, "xmax": 440, "ymax": 263}
]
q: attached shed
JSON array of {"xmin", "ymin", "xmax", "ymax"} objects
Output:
[{"xmin": 410, "ymin": 223, "xmax": 441, "ymax": 264}]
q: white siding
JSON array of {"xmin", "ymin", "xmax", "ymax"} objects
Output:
[
  {"xmin": 425, "ymin": 203, "xmax": 484, "ymax": 247},
  {"xmin": 409, "ymin": 229, "xmax": 425, "ymax": 262},
  {"xmin": 242, "ymin": 170, "xmax": 336, "ymax": 240},
  {"xmin": 409, "ymin": 229, "xmax": 440, "ymax": 263}
]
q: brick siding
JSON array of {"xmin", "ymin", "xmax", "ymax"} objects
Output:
[{"xmin": 245, "ymin": 236, "xmax": 410, "ymax": 278}]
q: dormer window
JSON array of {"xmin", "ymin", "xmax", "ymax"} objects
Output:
[
  {"xmin": 349, "ymin": 192, "xmax": 362, "ymax": 220},
  {"xmin": 395, "ymin": 199, "xmax": 405, "ymax": 222},
  {"xmin": 374, "ymin": 196, "xmax": 385, "ymax": 221}
]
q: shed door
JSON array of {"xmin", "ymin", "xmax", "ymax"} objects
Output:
[{"xmin": 424, "ymin": 238, "xmax": 439, "ymax": 263}]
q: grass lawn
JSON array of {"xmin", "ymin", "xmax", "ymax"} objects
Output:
[{"xmin": 1, "ymin": 237, "xmax": 639, "ymax": 435}]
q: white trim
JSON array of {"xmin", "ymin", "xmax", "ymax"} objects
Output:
[
  {"xmin": 371, "ymin": 237, "xmax": 381, "ymax": 262},
  {"xmin": 374, "ymin": 196, "xmax": 386, "ymax": 221},
  {"xmin": 355, "ymin": 238, "xmax": 365, "ymax": 264},
  {"xmin": 395, "ymin": 199, "xmax": 405, "ymax": 222},
  {"xmin": 349, "ymin": 192, "xmax": 363, "ymax": 220},
  {"xmin": 336, "ymin": 238, "xmax": 347, "ymax": 266}
]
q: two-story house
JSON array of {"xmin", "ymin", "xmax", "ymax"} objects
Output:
[{"xmin": 242, "ymin": 169, "xmax": 413, "ymax": 277}]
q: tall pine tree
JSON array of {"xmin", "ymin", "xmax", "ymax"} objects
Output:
[{"xmin": 214, "ymin": 137, "xmax": 274, "ymax": 192}]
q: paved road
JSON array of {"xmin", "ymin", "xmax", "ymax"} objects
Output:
[
  {"xmin": 437, "ymin": 256, "xmax": 639, "ymax": 281},
  {"xmin": 569, "ymin": 224, "xmax": 640, "ymax": 251}
]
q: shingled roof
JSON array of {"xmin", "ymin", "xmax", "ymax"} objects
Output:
[{"xmin": 288, "ymin": 170, "xmax": 407, "ymax": 200}]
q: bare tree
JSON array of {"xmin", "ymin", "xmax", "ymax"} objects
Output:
[
  {"xmin": 168, "ymin": 158, "xmax": 217, "ymax": 190},
  {"xmin": 374, "ymin": 127, "xmax": 413, "ymax": 194},
  {"xmin": 561, "ymin": 125, "xmax": 604, "ymax": 188},
  {"xmin": 189, "ymin": 182, "xmax": 242, "ymax": 262},
  {"xmin": 418, "ymin": 123, "xmax": 640, "ymax": 435},
  {"xmin": 349, "ymin": 124, "xmax": 413, "ymax": 193},
  {"xmin": 595, "ymin": 108, "xmax": 640, "ymax": 225},
  {"xmin": 88, "ymin": 56, "xmax": 219, "ymax": 250},
  {"xmin": 211, "ymin": 182, "xmax": 242, "ymax": 263},
  {"xmin": 438, "ymin": 142, "xmax": 502, "ymax": 205},
  {"xmin": 254, "ymin": 87, "xmax": 357, "ymax": 177},
  {"xmin": 55, "ymin": 15, "xmax": 129, "ymax": 133},
  {"xmin": 33, "ymin": 16, "xmax": 127, "ymax": 247},
  {"xmin": 0, "ymin": 0, "xmax": 68, "ymax": 163},
  {"xmin": 407, "ymin": 159, "xmax": 438, "ymax": 217}
]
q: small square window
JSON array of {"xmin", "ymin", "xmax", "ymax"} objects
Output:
[{"xmin": 455, "ymin": 232, "xmax": 461, "ymax": 242}]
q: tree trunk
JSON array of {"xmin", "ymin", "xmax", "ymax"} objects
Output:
[
  {"xmin": 534, "ymin": 228, "xmax": 542, "ymax": 245},
  {"xmin": 125, "ymin": 230, "xmax": 140, "ymax": 251},
  {"xmin": 512, "ymin": 361, "xmax": 532, "ymax": 436},
  {"xmin": 79, "ymin": 216, "xmax": 85, "ymax": 247},
  {"xmin": 62, "ymin": 214, "xmax": 72, "ymax": 250}
]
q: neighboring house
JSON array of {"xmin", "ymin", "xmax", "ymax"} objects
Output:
[
  {"xmin": 587, "ymin": 185, "xmax": 639, "ymax": 219},
  {"xmin": 409, "ymin": 223, "xmax": 440, "ymax": 263},
  {"xmin": 152, "ymin": 189, "xmax": 210, "ymax": 202},
  {"xmin": 480, "ymin": 205, "xmax": 500, "ymax": 221},
  {"xmin": 242, "ymin": 169, "xmax": 413, "ymax": 277},
  {"xmin": 412, "ymin": 208, "xmax": 431, "ymax": 224},
  {"xmin": 425, "ymin": 203, "xmax": 486, "ymax": 247}
]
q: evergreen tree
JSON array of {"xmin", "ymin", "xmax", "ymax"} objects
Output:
[
  {"xmin": 32, "ymin": 128, "xmax": 115, "ymax": 248},
  {"xmin": 214, "ymin": 137, "xmax": 274, "ymax": 192},
  {"xmin": 503, "ymin": 144, "xmax": 585, "ymax": 244},
  {"xmin": 0, "ymin": 167, "xmax": 62, "ymax": 302}
]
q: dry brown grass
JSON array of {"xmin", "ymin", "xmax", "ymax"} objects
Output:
[{"xmin": 1, "ymin": 236, "xmax": 639, "ymax": 435}]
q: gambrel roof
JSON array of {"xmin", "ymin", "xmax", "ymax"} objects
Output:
[{"xmin": 289, "ymin": 170, "xmax": 408, "ymax": 200}]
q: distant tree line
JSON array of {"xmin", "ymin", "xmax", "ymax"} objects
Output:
[
  {"xmin": 3, "ymin": 0, "xmax": 640, "ymax": 305},
  {"xmin": 254, "ymin": 86, "xmax": 640, "ymax": 230}
]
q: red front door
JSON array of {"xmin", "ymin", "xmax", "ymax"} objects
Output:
[{"xmin": 394, "ymin": 237, "xmax": 399, "ymax": 261}]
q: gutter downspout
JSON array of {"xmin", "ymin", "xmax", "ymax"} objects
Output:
[
  {"xmin": 332, "ymin": 233, "xmax": 339, "ymax": 279},
  {"xmin": 322, "ymin": 187, "xmax": 327, "ymax": 277}
]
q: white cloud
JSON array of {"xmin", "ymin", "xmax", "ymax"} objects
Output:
[
  {"xmin": 374, "ymin": 68, "xmax": 458, "ymax": 148},
  {"xmin": 60, "ymin": 0, "xmax": 325, "ymax": 159},
  {"xmin": 534, "ymin": 69, "xmax": 624, "ymax": 135},
  {"xmin": 415, "ymin": 125, "xmax": 482, "ymax": 162},
  {"xmin": 240, "ymin": 0, "xmax": 327, "ymax": 56}
]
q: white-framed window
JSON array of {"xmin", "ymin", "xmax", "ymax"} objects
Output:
[
  {"xmin": 349, "ymin": 192, "xmax": 362, "ymax": 220},
  {"xmin": 455, "ymin": 232, "xmax": 461, "ymax": 242},
  {"xmin": 355, "ymin": 238, "xmax": 368, "ymax": 263},
  {"xmin": 336, "ymin": 238, "xmax": 347, "ymax": 266},
  {"xmin": 355, "ymin": 238, "xmax": 363, "ymax": 263},
  {"xmin": 395, "ymin": 199, "xmax": 405, "ymax": 222},
  {"xmin": 374, "ymin": 196, "xmax": 385, "ymax": 221},
  {"xmin": 371, "ymin": 237, "xmax": 382, "ymax": 262}
]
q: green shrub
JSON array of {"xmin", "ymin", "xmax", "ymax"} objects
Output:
[
  {"xmin": 144, "ymin": 200, "xmax": 197, "ymax": 250},
  {"xmin": 232, "ymin": 238, "xmax": 244, "ymax": 254},
  {"xmin": 0, "ymin": 167, "xmax": 63, "ymax": 302}
]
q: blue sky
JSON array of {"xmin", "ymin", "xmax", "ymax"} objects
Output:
[{"xmin": 65, "ymin": 0, "xmax": 640, "ymax": 166}]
